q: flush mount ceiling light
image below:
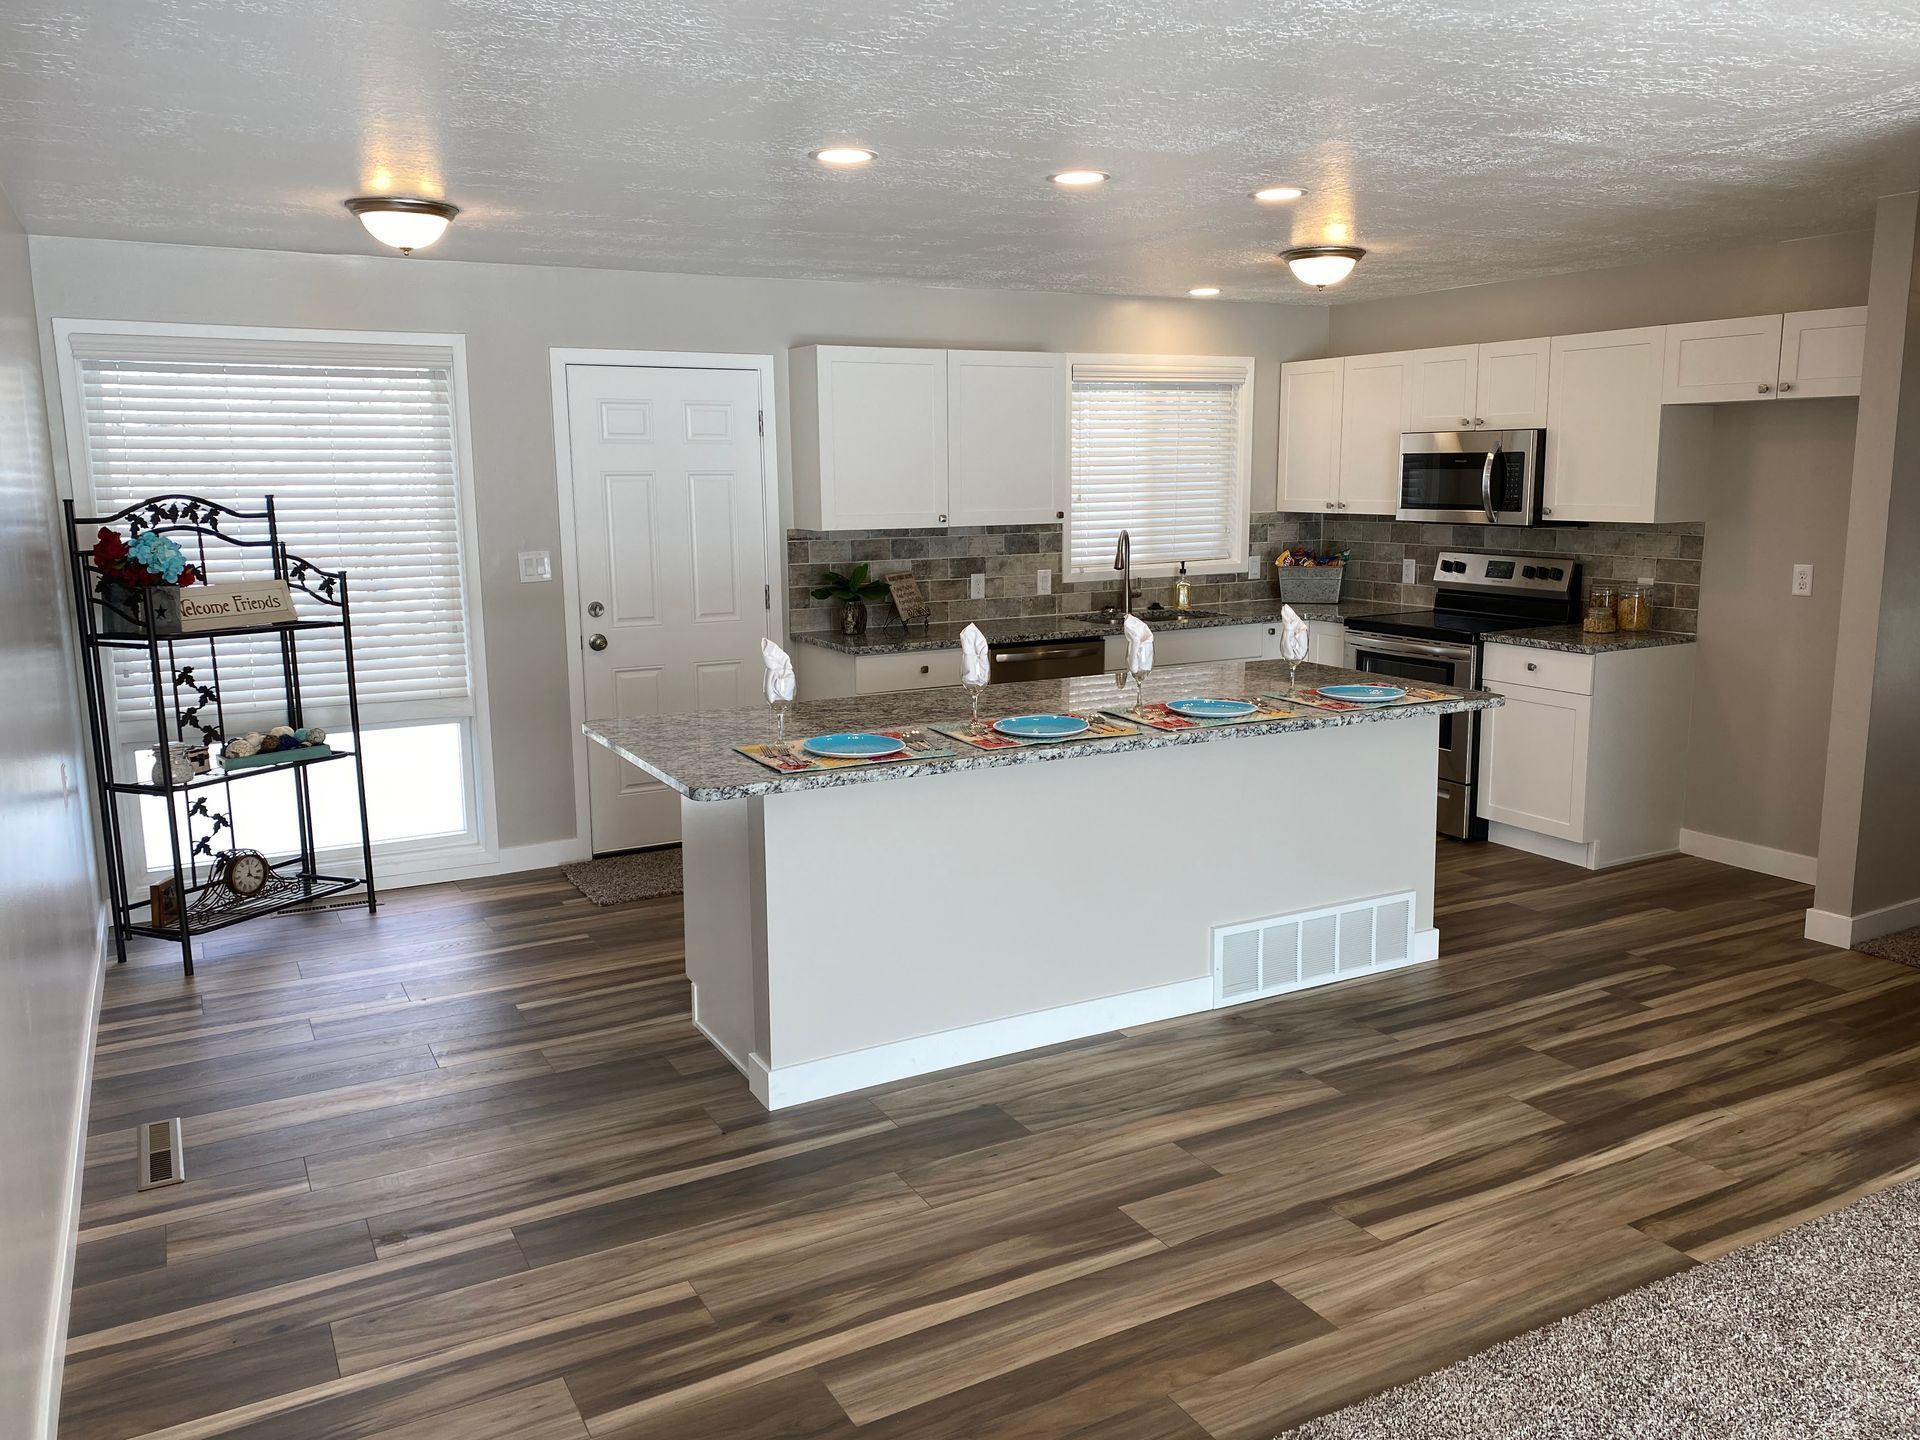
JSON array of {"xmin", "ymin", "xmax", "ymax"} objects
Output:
[
  {"xmin": 1280, "ymin": 244, "xmax": 1366, "ymax": 289},
  {"xmin": 811, "ymin": 146, "xmax": 877, "ymax": 168},
  {"xmin": 1251, "ymin": 184, "xmax": 1306, "ymax": 203},
  {"xmin": 1048, "ymin": 169, "xmax": 1110, "ymax": 188},
  {"xmin": 344, "ymin": 197, "xmax": 458, "ymax": 255},
  {"xmin": 1187, "ymin": 286, "xmax": 1221, "ymax": 298}
]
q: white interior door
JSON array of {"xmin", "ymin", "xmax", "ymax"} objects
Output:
[{"xmin": 566, "ymin": 364, "xmax": 770, "ymax": 853}]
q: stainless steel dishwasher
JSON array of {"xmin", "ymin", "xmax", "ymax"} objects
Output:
[{"xmin": 986, "ymin": 636, "xmax": 1106, "ymax": 684}]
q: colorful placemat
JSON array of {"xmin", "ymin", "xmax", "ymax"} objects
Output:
[
  {"xmin": 934, "ymin": 713, "xmax": 1139, "ymax": 751},
  {"xmin": 734, "ymin": 728, "xmax": 957, "ymax": 774},
  {"xmin": 1263, "ymin": 685, "xmax": 1458, "ymax": 713},
  {"xmin": 1100, "ymin": 699, "xmax": 1298, "ymax": 732}
]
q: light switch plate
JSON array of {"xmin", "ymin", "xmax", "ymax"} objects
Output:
[
  {"xmin": 1792, "ymin": 563, "xmax": 1814, "ymax": 596},
  {"xmin": 1036, "ymin": 568, "xmax": 1052, "ymax": 595},
  {"xmin": 1402, "ymin": 558, "xmax": 1417, "ymax": 585},
  {"xmin": 517, "ymin": 550, "xmax": 552, "ymax": 583},
  {"xmin": 969, "ymin": 572, "xmax": 986, "ymax": 600},
  {"xmin": 1248, "ymin": 554, "xmax": 1262, "ymax": 580}
]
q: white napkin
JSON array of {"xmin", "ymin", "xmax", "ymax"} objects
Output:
[
  {"xmin": 1281, "ymin": 604, "xmax": 1310, "ymax": 663},
  {"xmin": 959, "ymin": 623, "xmax": 990, "ymax": 688},
  {"xmin": 1123, "ymin": 613, "xmax": 1154, "ymax": 676},
  {"xmin": 761, "ymin": 637, "xmax": 796, "ymax": 705}
]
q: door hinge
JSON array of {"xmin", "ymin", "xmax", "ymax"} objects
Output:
[
  {"xmin": 764, "ymin": 583, "xmax": 771, "ymax": 610},
  {"xmin": 758, "ymin": 409, "xmax": 765, "ymax": 436}
]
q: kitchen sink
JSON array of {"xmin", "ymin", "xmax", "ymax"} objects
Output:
[{"xmin": 1073, "ymin": 607, "xmax": 1225, "ymax": 625}]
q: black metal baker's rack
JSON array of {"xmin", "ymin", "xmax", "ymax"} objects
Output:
[{"xmin": 65, "ymin": 493, "xmax": 378, "ymax": 976}]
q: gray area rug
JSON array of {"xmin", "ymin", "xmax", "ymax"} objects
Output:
[
  {"xmin": 560, "ymin": 848, "xmax": 682, "ymax": 905},
  {"xmin": 1281, "ymin": 1176, "xmax": 1920, "ymax": 1439},
  {"xmin": 1856, "ymin": 927, "xmax": 1920, "ymax": 970}
]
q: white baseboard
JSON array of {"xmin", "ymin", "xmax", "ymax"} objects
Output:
[
  {"xmin": 1679, "ymin": 829, "xmax": 1818, "ymax": 884},
  {"xmin": 1805, "ymin": 893, "xmax": 1920, "ymax": 949},
  {"xmin": 38, "ymin": 906, "xmax": 109, "ymax": 1440},
  {"xmin": 1487, "ymin": 823, "xmax": 1595, "ymax": 869},
  {"xmin": 139, "ymin": 835, "xmax": 593, "ymax": 897},
  {"xmin": 748, "ymin": 976, "xmax": 1217, "ymax": 1110}
]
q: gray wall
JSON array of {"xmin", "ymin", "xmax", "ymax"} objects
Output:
[
  {"xmin": 1325, "ymin": 234, "xmax": 1868, "ymax": 867},
  {"xmin": 24, "ymin": 236, "xmax": 1327, "ymax": 851},
  {"xmin": 0, "ymin": 188, "xmax": 98, "ymax": 1434}
]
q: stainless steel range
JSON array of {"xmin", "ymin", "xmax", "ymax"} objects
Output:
[{"xmin": 1343, "ymin": 550, "xmax": 1580, "ymax": 840}]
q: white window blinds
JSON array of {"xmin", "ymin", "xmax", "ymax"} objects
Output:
[
  {"xmin": 69, "ymin": 332, "xmax": 473, "ymax": 732},
  {"xmin": 1068, "ymin": 360, "xmax": 1251, "ymax": 575}
]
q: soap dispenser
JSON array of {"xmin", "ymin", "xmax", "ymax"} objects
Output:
[{"xmin": 1171, "ymin": 560, "xmax": 1192, "ymax": 613}]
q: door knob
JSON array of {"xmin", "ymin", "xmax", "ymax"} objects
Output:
[
  {"xmin": 587, "ymin": 600, "xmax": 605, "ymax": 618},
  {"xmin": 587, "ymin": 633, "xmax": 608, "ymax": 651}
]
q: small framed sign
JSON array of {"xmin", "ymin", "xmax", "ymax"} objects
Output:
[
  {"xmin": 177, "ymin": 580, "xmax": 298, "ymax": 633},
  {"xmin": 885, "ymin": 572, "xmax": 931, "ymax": 628}
]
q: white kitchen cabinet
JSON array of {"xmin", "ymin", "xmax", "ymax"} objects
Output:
[
  {"xmin": 791, "ymin": 644, "xmax": 966, "ymax": 699},
  {"xmin": 1544, "ymin": 326, "xmax": 1712, "ymax": 524},
  {"xmin": 1407, "ymin": 345, "xmax": 1480, "ymax": 432},
  {"xmin": 1338, "ymin": 351, "xmax": 1414, "ymax": 515},
  {"xmin": 792, "ymin": 345, "xmax": 1067, "ymax": 531},
  {"xmin": 1478, "ymin": 641, "xmax": 1694, "ymax": 870},
  {"xmin": 1256, "ymin": 617, "xmax": 1343, "ymax": 665},
  {"xmin": 1278, "ymin": 358, "xmax": 1343, "ymax": 513},
  {"xmin": 1662, "ymin": 314, "xmax": 1785, "ymax": 404},
  {"xmin": 1474, "ymin": 337, "xmax": 1552, "ymax": 429},
  {"xmin": 791, "ymin": 346, "xmax": 949, "ymax": 530},
  {"xmin": 946, "ymin": 351, "xmax": 1068, "ymax": 525},
  {"xmin": 1779, "ymin": 306, "xmax": 1868, "ymax": 398}
]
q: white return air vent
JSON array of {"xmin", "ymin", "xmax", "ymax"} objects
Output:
[{"xmin": 1213, "ymin": 891, "xmax": 1418, "ymax": 1006}]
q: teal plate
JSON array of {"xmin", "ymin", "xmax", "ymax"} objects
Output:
[
  {"xmin": 992, "ymin": 713, "xmax": 1090, "ymax": 740},
  {"xmin": 801, "ymin": 731, "xmax": 908, "ymax": 759},
  {"xmin": 1317, "ymin": 684, "xmax": 1407, "ymax": 704},
  {"xmin": 1166, "ymin": 697, "xmax": 1258, "ymax": 719}
]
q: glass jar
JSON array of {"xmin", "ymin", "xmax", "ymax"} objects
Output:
[
  {"xmin": 1615, "ymin": 582, "xmax": 1651, "ymax": 632},
  {"xmin": 1583, "ymin": 583, "xmax": 1618, "ymax": 634}
]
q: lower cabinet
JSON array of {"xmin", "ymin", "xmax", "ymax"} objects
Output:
[
  {"xmin": 1260, "ymin": 619, "xmax": 1346, "ymax": 665},
  {"xmin": 792, "ymin": 645, "xmax": 964, "ymax": 699},
  {"xmin": 1105, "ymin": 623, "xmax": 1266, "ymax": 670},
  {"xmin": 1477, "ymin": 641, "xmax": 1694, "ymax": 869}
]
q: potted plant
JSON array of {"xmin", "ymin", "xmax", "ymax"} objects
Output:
[
  {"xmin": 810, "ymin": 563, "xmax": 889, "ymax": 636},
  {"xmin": 92, "ymin": 526, "xmax": 202, "ymax": 635}
]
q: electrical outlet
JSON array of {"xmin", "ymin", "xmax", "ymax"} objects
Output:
[
  {"xmin": 1036, "ymin": 568, "xmax": 1052, "ymax": 595},
  {"xmin": 1792, "ymin": 563, "xmax": 1814, "ymax": 596},
  {"xmin": 1402, "ymin": 558, "xmax": 1417, "ymax": 585},
  {"xmin": 969, "ymin": 572, "xmax": 986, "ymax": 600},
  {"xmin": 1248, "ymin": 554, "xmax": 1262, "ymax": 580},
  {"xmin": 517, "ymin": 550, "xmax": 552, "ymax": 583}
]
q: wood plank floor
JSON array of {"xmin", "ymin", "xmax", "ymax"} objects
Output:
[{"xmin": 61, "ymin": 844, "xmax": 1920, "ymax": 1439}]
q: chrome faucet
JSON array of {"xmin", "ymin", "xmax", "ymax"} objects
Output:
[{"xmin": 1113, "ymin": 530, "xmax": 1133, "ymax": 618}]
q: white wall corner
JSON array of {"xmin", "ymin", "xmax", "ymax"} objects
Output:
[{"xmin": 1679, "ymin": 829, "xmax": 1819, "ymax": 885}]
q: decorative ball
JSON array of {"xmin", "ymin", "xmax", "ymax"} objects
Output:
[
  {"xmin": 305, "ymin": 726, "xmax": 327, "ymax": 744},
  {"xmin": 224, "ymin": 735, "xmax": 260, "ymax": 758},
  {"xmin": 269, "ymin": 725, "xmax": 295, "ymax": 738}
]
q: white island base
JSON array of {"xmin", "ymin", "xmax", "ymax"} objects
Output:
[{"xmin": 682, "ymin": 715, "xmax": 1442, "ymax": 1110}]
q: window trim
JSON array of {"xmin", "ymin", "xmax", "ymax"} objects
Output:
[
  {"xmin": 51, "ymin": 318, "xmax": 501, "ymax": 864},
  {"xmin": 1062, "ymin": 353, "xmax": 1256, "ymax": 581}
]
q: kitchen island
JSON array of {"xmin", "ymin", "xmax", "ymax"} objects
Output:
[{"xmin": 585, "ymin": 659, "xmax": 1498, "ymax": 1109}]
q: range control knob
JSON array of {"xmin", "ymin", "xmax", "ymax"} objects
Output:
[
  {"xmin": 1550, "ymin": 566, "xmax": 1565, "ymax": 581},
  {"xmin": 1521, "ymin": 565, "xmax": 1538, "ymax": 579}
]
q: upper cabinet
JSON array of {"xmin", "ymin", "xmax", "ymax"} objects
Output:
[
  {"xmin": 1338, "ymin": 352, "xmax": 1415, "ymax": 514},
  {"xmin": 1546, "ymin": 326, "xmax": 1711, "ymax": 524},
  {"xmin": 1474, "ymin": 337, "xmax": 1553, "ymax": 429},
  {"xmin": 1278, "ymin": 357, "xmax": 1343, "ymax": 514},
  {"xmin": 946, "ymin": 351, "xmax": 1067, "ymax": 526},
  {"xmin": 1779, "ymin": 306, "xmax": 1869, "ymax": 398},
  {"xmin": 791, "ymin": 346, "xmax": 1064, "ymax": 531},
  {"xmin": 1663, "ymin": 307, "xmax": 1867, "ymax": 404},
  {"xmin": 1406, "ymin": 345, "xmax": 1479, "ymax": 432}
]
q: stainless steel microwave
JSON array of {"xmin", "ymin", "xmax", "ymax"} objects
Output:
[{"xmin": 1397, "ymin": 429, "xmax": 1547, "ymax": 526}]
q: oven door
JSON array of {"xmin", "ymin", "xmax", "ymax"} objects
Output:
[
  {"xmin": 1398, "ymin": 429, "xmax": 1544, "ymax": 526},
  {"xmin": 1342, "ymin": 632, "xmax": 1477, "ymax": 784}
]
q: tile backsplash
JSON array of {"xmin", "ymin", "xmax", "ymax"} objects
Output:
[{"xmin": 786, "ymin": 513, "xmax": 1703, "ymax": 636}]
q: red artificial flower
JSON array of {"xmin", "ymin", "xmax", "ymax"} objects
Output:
[{"xmin": 178, "ymin": 564, "xmax": 201, "ymax": 587}]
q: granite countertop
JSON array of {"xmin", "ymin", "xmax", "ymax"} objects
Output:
[
  {"xmin": 1491, "ymin": 627, "xmax": 1698, "ymax": 655},
  {"xmin": 583, "ymin": 658, "xmax": 1499, "ymax": 801},
  {"xmin": 791, "ymin": 598, "xmax": 1378, "ymax": 656}
]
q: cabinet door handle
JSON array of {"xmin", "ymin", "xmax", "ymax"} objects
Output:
[
  {"xmin": 1757, "ymin": 383, "xmax": 1771, "ymax": 394},
  {"xmin": 1056, "ymin": 510, "xmax": 1064, "ymax": 519},
  {"xmin": 1325, "ymin": 501, "xmax": 1335, "ymax": 509},
  {"xmin": 1526, "ymin": 661, "xmax": 1538, "ymax": 672},
  {"xmin": 938, "ymin": 513, "xmax": 948, "ymax": 524},
  {"xmin": 1543, "ymin": 507, "xmax": 1553, "ymax": 517},
  {"xmin": 1459, "ymin": 417, "xmax": 1471, "ymax": 428},
  {"xmin": 919, "ymin": 664, "xmax": 930, "ymax": 674},
  {"xmin": 1779, "ymin": 382, "xmax": 1794, "ymax": 393},
  {"xmin": 1473, "ymin": 417, "xmax": 1485, "ymax": 426}
]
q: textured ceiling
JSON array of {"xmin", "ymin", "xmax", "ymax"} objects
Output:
[{"xmin": 1, "ymin": 0, "xmax": 1916, "ymax": 302}]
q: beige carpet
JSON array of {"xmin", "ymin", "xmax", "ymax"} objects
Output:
[
  {"xmin": 560, "ymin": 848, "xmax": 682, "ymax": 905},
  {"xmin": 1856, "ymin": 927, "xmax": 1920, "ymax": 969},
  {"xmin": 1280, "ymin": 1175, "xmax": 1920, "ymax": 1438}
]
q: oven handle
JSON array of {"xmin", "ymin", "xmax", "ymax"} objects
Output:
[
  {"xmin": 1348, "ymin": 633, "xmax": 1475, "ymax": 664},
  {"xmin": 1481, "ymin": 445, "xmax": 1501, "ymax": 524}
]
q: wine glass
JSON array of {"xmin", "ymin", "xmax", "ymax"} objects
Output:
[
  {"xmin": 1131, "ymin": 666, "xmax": 1150, "ymax": 712},
  {"xmin": 965, "ymin": 678, "xmax": 987, "ymax": 731},
  {"xmin": 1286, "ymin": 655, "xmax": 1303, "ymax": 699},
  {"xmin": 769, "ymin": 697, "xmax": 791, "ymax": 744}
]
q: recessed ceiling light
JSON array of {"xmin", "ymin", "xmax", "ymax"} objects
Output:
[
  {"xmin": 1187, "ymin": 286, "xmax": 1221, "ymax": 298},
  {"xmin": 344, "ymin": 196, "xmax": 458, "ymax": 255},
  {"xmin": 1048, "ymin": 169, "xmax": 1110, "ymax": 188},
  {"xmin": 1252, "ymin": 185, "xmax": 1307, "ymax": 203},
  {"xmin": 1279, "ymin": 245, "xmax": 1366, "ymax": 289},
  {"xmin": 812, "ymin": 146, "xmax": 877, "ymax": 169}
]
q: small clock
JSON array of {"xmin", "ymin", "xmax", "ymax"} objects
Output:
[{"xmin": 219, "ymin": 848, "xmax": 272, "ymax": 898}]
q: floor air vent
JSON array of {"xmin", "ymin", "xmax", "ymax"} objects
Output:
[
  {"xmin": 1213, "ymin": 892, "xmax": 1418, "ymax": 1006},
  {"xmin": 138, "ymin": 1118, "xmax": 186, "ymax": 1191}
]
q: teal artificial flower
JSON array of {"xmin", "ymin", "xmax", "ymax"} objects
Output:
[{"xmin": 127, "ymin": 530, "xmax": 189, "ymax": 584}]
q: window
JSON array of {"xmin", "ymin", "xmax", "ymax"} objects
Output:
[
  {"xmin": 1066, "ymin": 357, "xmax": 1254, "ymax": 577},
  {"xmin": 58, "ymin": 322, "xmax": 489, "ymax": 864}
]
